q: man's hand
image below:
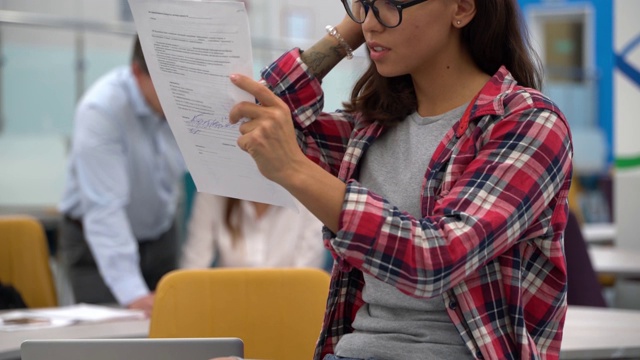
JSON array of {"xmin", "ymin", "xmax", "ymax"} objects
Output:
[{"xmin": 127, "ymin": 293, "xmax": 155, "ymax": 317}]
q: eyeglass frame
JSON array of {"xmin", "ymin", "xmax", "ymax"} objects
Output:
[{"xmin": 340, "ymin": 0, "xmax": 430, "ymax": 29}]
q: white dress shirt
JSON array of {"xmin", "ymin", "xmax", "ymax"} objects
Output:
[
  {"xmin": 180, "ymin": 193, "xmax": 327, "ymax": 269},
  {"xmin": 59, "ymin": 66, "xmax": 186, "ymax": 305}
]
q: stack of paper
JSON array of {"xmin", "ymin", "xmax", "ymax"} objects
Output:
[{"xmin": 0, "ymin": 303, "xmax": 146, "ymax": 332}]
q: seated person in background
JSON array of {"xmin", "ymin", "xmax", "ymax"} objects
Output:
[
  {"xmin": 180, "ymin": 192, "xmax": 327, "ymax": 269},
  {"xmin": 57, "ymin": 36, "xmax": 186, "ymax": 316}
]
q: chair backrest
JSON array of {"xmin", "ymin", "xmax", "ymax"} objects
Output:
[
  {"xmin": 0, "ymin": 216, "xmax": 58, "ymax": 308},
  {"xmin": 150, "ymin": 268, "xmax": 331, "ymax": 360},
  {"xmin": 564, "ymin": 211, "xmax": 607, "ymax": 307}
]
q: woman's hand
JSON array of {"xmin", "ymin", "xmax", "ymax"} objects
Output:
[
  {"xmin": 228, "ymin": 73, "xmax": 346, "ymax": 232},
  {"xmin": 228, "ymin": 74, "xmax": 308, "ymax": 188}
]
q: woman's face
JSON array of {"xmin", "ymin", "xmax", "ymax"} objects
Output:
[{"xmin": 362, "ymin": 0, "xmax": 461, "ymax": 78}]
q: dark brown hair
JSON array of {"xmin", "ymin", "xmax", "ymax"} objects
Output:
[
  {"xmin": 224, "ymin": 197, "xmax": 242, "ymax": 245},
  {"xmin": 343, "ymin": 0, "xmax": 542, "ymax": 125},
  {"xmin": 131, "ymin": 36, "xmax": 149, "ymax": 75}
]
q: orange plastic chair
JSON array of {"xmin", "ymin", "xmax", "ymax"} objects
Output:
[
  {"xmin": 149, "ymin": 268, "xmax": 331, "ymax": 360},
  {"xmin": 0, "ymin": 216, "xmax": 58, "ymax": 308}
]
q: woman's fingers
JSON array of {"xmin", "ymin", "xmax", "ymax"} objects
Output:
[
  {"xmin": 230, "ymin": 102, "xmax": 267, "ymax": 129},
  {"xmin": 237, "ymin": 135, "xmax": 250, "ymax": 153},
  {"xmin": 230, "ymin": 74, "xmax": 277, "ymax": 106},
  {"xmin": 228, "ymin": 73, "xmax": 290, "ymax": 150},
  {"xmin": 228, "ymin": 74, "xmax": 287, "ymax": 126},
  {"xmin": 227, "ymin": 72, "xmax": 301, "ymax": 184}
]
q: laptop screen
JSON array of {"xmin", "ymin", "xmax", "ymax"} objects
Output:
[{"xmin": 21, "ymin": 338, "xmax": 243, "ymax": 360}]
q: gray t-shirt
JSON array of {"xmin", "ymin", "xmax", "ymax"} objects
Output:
[{"xmin": 335, "ymin": 104, "xmax": 473, "ymax": 360}]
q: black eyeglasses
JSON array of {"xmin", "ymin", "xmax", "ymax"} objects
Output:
[{"xmin": 341, "ymin": 0, "xmax": 430, "ymax": 29}]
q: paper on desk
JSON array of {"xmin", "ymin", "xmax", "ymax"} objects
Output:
[
  {"xmin": 0, "ymin": 313, "xmax": 73, "ymax": 332},
  {"xmin": 0, "ymin": 304, "xmax": 145, "ymax": 332},
  {"xmin": 128, "ymin": 0, "xmax": 296, "ymax": 209}
]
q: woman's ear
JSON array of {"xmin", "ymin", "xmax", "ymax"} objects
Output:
[{"xmin": 452, "ymin": 0, "xmax": 476, "ymax": 28}]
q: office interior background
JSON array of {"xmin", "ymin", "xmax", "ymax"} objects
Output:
[{"xmin": 1, "ymin": 0, "xmax": 639, "ymax": 308}]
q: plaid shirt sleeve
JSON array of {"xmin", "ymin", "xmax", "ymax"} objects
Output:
[{"xmin": 261, "ymin": 48, "xmax": 355, "ymax": 176}]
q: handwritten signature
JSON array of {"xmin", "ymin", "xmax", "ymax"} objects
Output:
[{"xmin": 186, "ymin": 113, "xmax": 236, "ymax": 131}]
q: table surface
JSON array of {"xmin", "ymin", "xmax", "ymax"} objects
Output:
[
  {"xmin": 0, "ymin": 319, "xmax": 149, "ymax": 360},
  {"xmin": 2, "ymin": 307, "xmax": 639, "ymax": 359},
  {"xmin": 561, "ymin": 306, "xmax": 640, "ymax": 359},
  {"xmin": 582, "ymin": 222, "xmax": 616, "ymax": 244},
  {"xmin": 589, "ymin": 246, "xmax": 640, "ymax": 278}
]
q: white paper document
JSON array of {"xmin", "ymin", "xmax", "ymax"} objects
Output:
[{"xmin": 128, "ymin": 0, "xmax": 296, "ymax": 208}]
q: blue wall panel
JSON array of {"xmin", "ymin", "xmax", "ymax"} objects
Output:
[{"xmin": 518, "ymin": 0, "xmax": 614, "ymax": 164}]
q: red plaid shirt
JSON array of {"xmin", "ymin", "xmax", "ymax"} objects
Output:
[{"xmin": 262, "ymin": 49, "xmax": 572, "ymax": 360}]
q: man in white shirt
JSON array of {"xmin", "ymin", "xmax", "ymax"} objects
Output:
[{"xmin": 58, "ymin": 36, "xmax": 186, "ymax": 315}]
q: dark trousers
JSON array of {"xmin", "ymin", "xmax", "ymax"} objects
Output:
[{"xmin": 57, "ymin": 215, "xmax": 178, "ymax": 304}]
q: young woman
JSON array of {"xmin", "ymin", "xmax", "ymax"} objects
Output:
[
  {"xmin": 225, "ymin": 0, "xmax": 572, "ymax": 358},
  {"xmin": 180, "ymin": 193, "xmax": 327, "ymax": 269}
]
